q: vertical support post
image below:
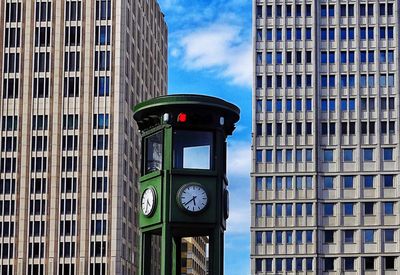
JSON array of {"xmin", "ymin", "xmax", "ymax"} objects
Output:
[
  {"xmin": 139, "ymin": 232, "xmax": 152, "ymax": 275},
  {"xmin": 161, "ymin": 224, "xmax": 174, "ymax": 275},
  {"xmin": 173, "ymin": 237, "xmax": 182, "ymax": 275},
  {"xmin": 209, "ymin": 228, "xmax": 224, "ymax": 275}
]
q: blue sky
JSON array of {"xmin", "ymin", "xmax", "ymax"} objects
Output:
[{"xmin": 157, "ymin": 0, "xmax": 252, "ymax": 274}]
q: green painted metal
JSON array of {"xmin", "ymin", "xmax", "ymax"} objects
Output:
[{"xmin": 134, "ymin": 94, "xmax": 240, "ymax": 275}]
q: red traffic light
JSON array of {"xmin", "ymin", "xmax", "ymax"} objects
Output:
[{"xmin": 177, "ymin": 112, "xmax": 187, "ymax": 123}]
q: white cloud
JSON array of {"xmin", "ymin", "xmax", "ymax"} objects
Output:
[
  {"xmin": 226, "ymin": 141, "xmax": 251, "ymax": 234},
  {"xmin": 174, "ymin": 23, "xmax": 252, "ymax": 87},
  {"xmin": 227, "ymin": 140, "xmax": 251, "ymax": 177}
]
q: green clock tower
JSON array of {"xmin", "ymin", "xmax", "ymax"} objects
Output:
[{"xmin": 133, "ymin": 94, "xmax": 240, "ymax": 275}]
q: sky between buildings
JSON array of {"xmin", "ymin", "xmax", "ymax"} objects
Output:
[{"xmin": 158, "ymin": 0, "xmax": 252, "ymax": 274}]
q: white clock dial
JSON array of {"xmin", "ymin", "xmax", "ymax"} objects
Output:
[
  {"xmin": 141, "ymin": 187, "xmax": 157, "ymax": 217},
  {"xmin": 178, "ymin": 183, "xmax": 208, "ymax": 213}
]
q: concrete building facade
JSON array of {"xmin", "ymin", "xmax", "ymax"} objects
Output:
[
  {"xmin": 0, "ymin": 0, "xmax": 167, "ymax": 274},
  {"xmin": 252, "ymin": 0, "xmax": 400, "ymax": 274},
  {"xmin": 181, "ymin": 237, "xmax": 208, "ymax": 275}
]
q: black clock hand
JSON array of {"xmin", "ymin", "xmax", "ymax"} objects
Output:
[{"xmin": 184, "ymin": 196, "xmax": 197, "ymax": 206}]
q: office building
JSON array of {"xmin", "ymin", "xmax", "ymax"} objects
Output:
[
  {"xmin": 252, "ymin": 1, "xmax": 399, "ymax": 273},
  {"xmin": 181, "ymin": 237, "xmax": 208, "ymax": 275},
  {"xmin": 0, "ymin": 0, "xmax": 167, "ymax": 274}
]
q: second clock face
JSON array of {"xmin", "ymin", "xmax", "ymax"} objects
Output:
[
  {"xmin": 178, "ymin": 183, "xmax": 208, "ymax": 213},
  {"xmin": 141, "ymin": 187, "xmax": 157, "ymax": 217}
]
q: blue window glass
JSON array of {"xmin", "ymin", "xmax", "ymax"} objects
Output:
[
  {"xmin": 349, "ymin": 75, "xmax": 355, "ymax": 88},
  {"xmin": 286, "ymin": 150, "xmax": 292, "ymax": 162},
  {"xmin": 266, "ymin": 52, "xmax": 272, "ymax": 64},
  {"xmin": 344, "ymin": 230, "xmax": 354, "ymax": 243},
  {"xmin": 296, "ymin": 176, "xmax": 303, "ymax": 190},
  {"xmin": 296, "ymin": 203, "xmax": 303, "ymax": 216},
  {"xmin": 329, "ymin": 29, "xmax": 335, "ymax": 41},
  {"xmin": 94, "ymin": 76, "xmax": 110, "ymax": 96},
  {"xmin": 256, "ymin": 100, "xmax": 262, "ymax": 112},
  {"xmin": 286, "ymin": 99, "xmax": 292, "ymax": 111},
  {"xmin": 329, "ymin": 99, "xmax": 335, "ymax": 111},
  {"xmin": 368, "ymin": 27, "xmax": 374, "ymax": 39},
  {"xmin": 266, "ymin": 99, "xmax": 273, "ymax": 111},
  {"xmin": 341, "ymin": 99, "xmax": 348, "ymax": 111},
  {"xmin": 276, "ymin": 258, "xmax": 283, "ymax": 271},
  {"xmin": 344, "ymin": 258, "xmax": 355, "ymax": 271},
  {"xmin": 276, "ymin": 28, "xmax": 282, "ymax": 41},
  {"xmin": 344, "ymin": 203, "xmax": 354, "ymax": 215},
  {"xmin": 329, "ymin": 76, "xmax": 335, "ymax": 87},
  {"xmin": 266, "ymin": 177, "xmax": 272, "ymax": 190},
  {"xmin": 321, "ymin": 5, "xmax": 327, "ymax": 16},
  {"xmin": 321, "ymin": 28, "xmax": 327, "ymax": 40},
  {"xmin": 329, "ymin": 52, "xmax": 335, "ymax": 63},
  {"xmin": 94, "ymin": 114, "xmax": 109, "ymax": 128},
  {"xmin": 368, "ymin": 51, "xmax": 374, "ymax": 63},
  {"xmin": 296, "ymin": 258, "xmax": 303, "ymax": 271},
  {"xmin": 286, "ymin": 4, "xmax": 292, "ymax": 16},
  {"xmin": 364, "ymin": 229, "xmax": 374, "ymax": 243},
  {"xmin": 266, "ymin": 231, "xmax": 272, "ymax": 243},
  {"xmin": 296, "ymin": 230, "xmax": 303, "ymax": 244},
  {"xmin": 306, "ymin": 230, "xmax": 313, "ymax": 243},
  {"xmin": 321, "ymin": 99, "xmax": 328, "ymax": 111},
  {"xmin": 255, "ymin": 259, "xmax": 262, "ymax": 272},
  {"xmin": 324, "ymin": 203, "xmax": 334, "ymax": 216},
  {"xmin": 383, "ymin": 148, "xmax": 393, "ymax": 161},
  {"xmin": 360, "ymin": 51, "xmax": 367, "ymax": 63},
  {"xmin": 348, "ymin": 28, "xmax": 354, "ymax": 39},
  {"xmin": 341, "ymin": 75, "xmax": 347, "ymax": 87},
  {"xmin": 360, "ymin": 27, "xmax": 366, "ymax": 39},
  {"xmin": 256, "ymin": 231, "xmax": 263, "ymax": 244},
  {"xmin": 286, "ymin": 75, "xmax": 292, "ymax": 87},
  {"xmin": 384, "ymin": 175, "xmax": 394, "ymax": 188},
  {"xmin": 276, "ymin": 203, "xmax": 283, "ymax": 216},
  {"xmin": 276, "ymin": 52, "xmax": 282, "ymax": 64},
  {"xmin": 306, "ymin": 99, "xmax": 312, "ymax": 111},
  {"xmin": 348, "ymin": 99, "xmax": 355, "ymax": 111},
  {"xmin": 385, "ymin": 229, "xmax": 394, "ymax": 242},
  {"xmin": 256, "ymin": 52, "xmax": 262, "ymax": 65},
  {"xmin": 321, "ymin": 76, "xmax": 327, "ymax": 88},
  {"xmin": 343, "ymin": 176, "xmax": 354, "ymax": 188},
  {"xmin": 97, "ymin": 0, "xmax": 112, "ymax": 20},
  {"xmin": 266, "ymin": 204, "xmax": 272, "ymax": 216},
  {"xmin": 349, "ymin": 52, "xmax": 355, "ymax": 63},
  {"xmin": 324, "ymin": 149, "xmax": 334, "ymax": 162},
  {"xmin": 286, "ymin": 28, "xmax": 292, "ymax": 40},
  {"xmin": 296, "ymin": 99, "xmax": 302, "ymax": 111},
  {"xmin": 343, "ymin": 149, "xmax": 353, "ymax": 161},
  {"xmin": 388, "ymin": 27, "xmax": 394, "ymax": 39},
  {"xmin": 306, "ymin": 28, "xmax": 312, "ymax": 40},
  {"xmin": 286, "ymin": 258, "xmax": 293, "ymax": 270},
  {"xmin": 364, "ymin": 175, "xmax": 374, "ymax": 188},
  {"xmin": 256, "ymin": 150, "xmax": 262, "ymax": 163},
  {"xmin": 286, "ymin": 231, "xmax": 293, "ymax": 244},
  {"xmin": 266, "ymin": 29, "xmax": 273, "ymax": 40},
  {"xmin": 363, "ymin": 149, "xmax": 374, "ymax": 161},
  {"xmin": 306, "ymin": 149, "xmax": 312, "ymax": 162},
  {"xmin": 384, "ymin": 202, "xmax": 394, "ymax": 215},
  {"xmin": 360, "ymin": 75, "xmax": 367, "ymax": 87},
  {"xmin": 296, "ymin": 28, "xmax": 302, "ymax": 40},
  {"xmin": 286, "ymin": 204, "xmax": 292, "ymax": 216},
  {"xmin": 340, "ymin": 28, "xmax": 346, "ymax": 40},
  {"xmin": 276, "ymin": 177, "xmax": 283, "ymax": 189},
  {"xmin": 296, "ymin": 150, "xmax": 302, "ymax": 162},
  {"xmin": 276, "ymin": 231, "xmax": 283, "ymax": 244},
  {"xmin": 306, "ymin": 203, "xmax": 312, "ymax": 215},
  {"xmin": 306, "ymin": 258, "xmax": 313, "ymax": 271},
  {"xmin": 388, "ymin": 51, "xmax": 394, "ymax": 63},
  {"xmin": 380, "ymin": 27, "xmax": 386, "ymax": 39},
  {"xmin": 286, "ymin": 176, "xmax": 293, "ymax": 189},
  {"xmin": 266, "ymin": 150, "xmax": 272, "ymax": 162},
  {"xmin": 256, "ymin": 177, "xmax": 263, "ymax": 191},
  {"xmin": 276, "ymin": 99, "xmax": 282, "ymax": 112},
  {"xmin": 266, "ymin": 259, "xmax": 272, "ymax": 272},
  {"xmin": 256, "ymin": 29, "xmax": 262, "ymax": 41},
  {"xmin": 96, "ymin": 26, "xmax": 111, "ymax": 45},
  {"xmin": 329, "ymin": 5, "xmax": 334, "ymax": 16},
  {"xmin": 340, "ymin": 52, "xmax": 347, "ymax": 63},
  {"xmin": 321, "ymin": 52, "xmax": 327, "ymax": 63},
  {"xmin": 324, "ymin": 176, "xmax": 334, "ymax": 189},
  {"xmin": 256, "ymin": 204, "xmax": 263, "ymax": 217}
]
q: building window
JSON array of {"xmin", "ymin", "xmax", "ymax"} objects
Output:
[
  {"xmin": 324, "ymin": 203, "xmax": 334, "ymax": 216},
  {"xmin": 323, "ymin": 176, "xmax": 334, "ymax": 189},
  {"xmin": 363, "ymin": 148, "xmax": 374, "ymax": 161},
  {"xmin": 94, "ymin": 76, "xmax": 110, "ymax": 96},
  {"xmin": 343, "ymin": 203, "xmax": 354, "ymax": 216},
  {"xmin": 66, "ymin": 1, "xmax": 82, "ymax": 21},
  {"xmin": 5, "ymin": 3, "xmax": 22, "ymax": 22},
  {"xmin": 383, "ymin": 175, "xmax": 394, "ymax": 188},
  {"xmin": 344, "ymin": 258, "xmax": 355, "ymax": 271},
  {"xmin": 363, "ymin": 175, "xmax": 374, "ymax": 188},
  {"xmin": 343, "ymin": 176, "xmax": 354, "ymax": 189},
  {"xmin": 324, "ymin": 258, "xmax": 335, "ymax": 271},
  {"xmin": 385, "ymin": 256, "xmax": 396, "ymax": 270},
  {"xmin": 364, "ymin": 230, "xmax": 375, "ymax": 243},
  {"xmin": 93, "ymin": 114, "xmax": 109, "ymax": 129},
  {"xmin": 383, "ymin": 148, "xmax": 393, "ymax": 161},
  {"xmin": 92, "ymin": 156, "xmax": 108, "ymax": 171},
  {"xmin": 364, "ymin": 202, "xmax": 374, "ymax": 215},
  {"xmin": 64, "ymin": 77, "xmax": 80, "ymax": 97},
  {"xmin": 384, "ymin": 202, "xmax": 394, "ymax": 215},
  {"xmin": 63, "ymin": 114, "xmax": 79, "ymax": 129},
  {"xmin": 33, "ymin": 78, "xmax": 50, "ymax": 98},
  {"xmin": 324, "ymin": 230, "xmax": 334, "ymax": 243},
  {"xmin": 344, "ymin": 230, "xmax": 354, "ymax": 243},
  {"xmin": 364, "ymin": 257, "xmax": 375, "ymax": 270},
  {"xmin": 35, "ymin": 2, "xmax": 52, "ymax": 22},
  {"xmin": 95, "ymin": 26, "xmax": 111, "ymax": 45},
  {"xmin": 323, "ymin": 149, "xmax": 334, "ymax": 162}
]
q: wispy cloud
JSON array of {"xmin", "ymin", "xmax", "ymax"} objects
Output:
[{"xmin": 226, "ymin": 141, "xmax": 251, "ymax": 234}]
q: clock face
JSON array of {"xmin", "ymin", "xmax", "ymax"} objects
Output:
[
  {"xmin": 224, "ymin": 189, "xmax": 229, "ymax": 220},
  {"xmin": 178, "ymin": 183, "xmax": 208, "ymax": 213},
  {"xmin": 141, "ymin": 187, "xmax": 157, "ymax": 217}
]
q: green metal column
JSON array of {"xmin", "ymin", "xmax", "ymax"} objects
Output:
[
  {"xmin": 173, "ymin": 237, "xmax": 182, "ymax": 275},
  {"xmin": 139, "ymin": 232, "xmax": 152, "ymax": 275},
  {"xmin": 161, "ymin": 224, "xmax": 174, "ymax": 275},
  {"xmin": 209, "ymin": 228, "xmax": 224, "ymax": 275}
]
